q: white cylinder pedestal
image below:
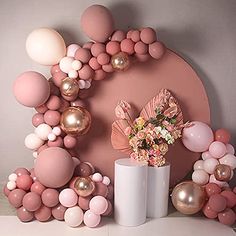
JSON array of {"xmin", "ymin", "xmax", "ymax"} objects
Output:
[
  {"xmin": 114, "ymin": 158, "xmax": 148, "ymax": 226},
  {"xmin": 147, "ymin": 163, "xmax": 170, "ymax": 218}
]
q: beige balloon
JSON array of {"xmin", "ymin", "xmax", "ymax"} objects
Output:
[
  {"xmin": 171, "ymin": 181, "xmax": 206, "ymax": 215},
  {"xmin": 26, "ymin": 28, "xmax": 66, "ymax": 65}
]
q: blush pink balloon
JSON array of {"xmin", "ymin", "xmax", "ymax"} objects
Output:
[
  {"xmin": 67, "ymin": 44, "xmax": 80, "ymax": 57},
  {"xmin": 81, "ymin": 5, "xmax": 114, "ymax": 42},
  {"xmin": 226, "ymin": 144, "xmax": 235, "ymax": 155},
  {"xmin": 13, "ymin": 71, "xmax": 50, "ymax": 107},
  {"xmin": 89, "ymin": 196, "xmax": 108, "ymax": 215},
  {"xmin": 219, "ymin": 154, "xmax": 236, "ymax": 169},
  {"xmin": 203, "ymin": 158, "xmax": 219, "ymax": 174},
  {"xmin": 192, "ymin": 169, "xmax": 209, "ymax": 185},
  {"xmin": 83, "ymin": 210, "xmax": 101, "ymax": 228},
  {"xmin": 182, "ymin": 121, "xmax": 214, "ymax": 152},
  {"xmin": 209, "ymin": 175, "xmax": 226, "ymax": 187},
  {"xmin": 209, "ymin": 141, "xmax": 226, "ymax": 158},
  {"xmin": 201, "ymin": 151, "xmax": 213, "ymax": 160},
  {"xmin": 50, "ymin": 65, "xmax": 61, "ymax": 75},
  {"xmin": 3, "ymin": 185, "xmax": 10, "ymax": 197},
  {"xmin": 34, "ymin": 147, "xmax": 74, "ymax": 188},
  {"xmin": 93, "ymin": 182, "xmax": 108, "ymax": 197},
  {"xmin": 193, "ymin": 160, "xmax": 204, "ymax": 170},
  {"xmin": 148, "ymin": 41, "xmax": 166, "ymax": 59},
  {"xmin": 83, "ymin": 42, "xmax": 94, "ymax": 50},
  {"xmin": 59, "ymin": 188, "xmax": 78, "ymax": 208}
]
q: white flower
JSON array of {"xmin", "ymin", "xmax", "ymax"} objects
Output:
[
  {"xmin": 161, "ymin": 129, "xmax": 168, "ymax": 137},
  {"xmin": 154, "ymin": 126, "xmax": 162, "ymax": 133}
]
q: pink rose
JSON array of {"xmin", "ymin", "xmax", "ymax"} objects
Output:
[
  {"xmin": 137, "ymin": 131, "xmax": 145, "ymax": 139},
  {"xmin": 130, "ymin": 152, "xmax": 138, "ymax": 160},
  {"xmin": 124, "ymin": 126, "xmax": 132, "ymax": 136}
]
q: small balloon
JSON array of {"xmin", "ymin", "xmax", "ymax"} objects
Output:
[
  {"xmin": 60, "ymin": 107, "xmax": 91, "ymax": 136},
  {"xmin": 111, "ymin": 52, "xmax": 130, "ymax": 71},
  {"xmin": 60, "ymin": 77, "xmax": 80, "ymax": 97},
  {"xmin": 214, "ymin": 164, "xmax": 231, "ymax": 182},
  {"xmin": 171, "ymin": 181, "xmax": 207, "ymax": 215},
  {"xmin": 215, "ymin": 128, "xmax": 231, "ymax": 144},
  {"xmin": 72, "ymin": 177, "xmax": 95, "ymax": 197},
  {"xmin": 64, "ymin": 206, "xmax": 84, "ymax": 227}
]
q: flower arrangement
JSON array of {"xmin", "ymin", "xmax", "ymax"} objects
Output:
[{"xmin": 114, "ymin": 92, "xmax": 186, "ymax": 167}]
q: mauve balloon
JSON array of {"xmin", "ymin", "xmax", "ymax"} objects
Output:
[
  {"xmin": 52, "ymin": 204, "xmax": 67, "ymax": 221},
  {"xmin": 34, "ymin": 205, "xmax": 51, "ymax": 222},
  {"xmin": 17, "ymin": 207, "xmax": 34, "ymax": 222},
  {"xmin": 8, "ymin": 189, "xmax": 26, "ymax": 208},
  {"xmin": 34, "ymin": 147, "xmax": 74, "ymax": 188},
  {"xmin": 77, "ymin": 49, "xmax": 210, "ymax": 187}
]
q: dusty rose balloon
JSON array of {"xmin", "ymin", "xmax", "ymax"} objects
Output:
[
  {"xmin": 16, "ymin": 175, "xmax": 33, "ymax": 191},
  {"xmin": 131, "ymin": 30, "xmax": 141, "ymax": 42},
  {"xmin": 13, "ymin": 71, "xmax": 50, "ymax": 107},
  {"xmin": 75, "ymin": 48, "xmax": 91, "ymax": 63},
  {"xmin": 3, "ymin": 185, "xmax": 10, "ymax": 197},
  {"xmin": 34, "ymin": 205, "xmax": 51, "ymax": 222},
  {"xmin": 120, "ymin": 39, "xmax": 135, "ymax": 55},
  {"xmin": 26, "ymin": 28, "xmax": 66, "ymax": 65},
  {"xmin": 107, "ymin": 185, "xmax": 114, "ymax": 200},
  {"xmin": 51, "ymin": 65, "xmax": 61, "ymax": 75},
  {"xmin": 97, "ymin": 53, "xmax": 110, "ymax": 65},
  {"xmin": 48, "ymin": 136, "xmax": 63, "ymax": 147},
  {"xmin": 32, "ymin": 113, "xmax": 44, "ymax": 127},
  {"xmin": 35, "ymin": 104, "xmax": 48, "ymax": 114},
  {"xmin": 205, "ymin": 183, "xmax": 221, "ymax": 197},
  {"xmin": 46, "ymin": 95, "xmax": 61, "ymax": 110},
  {"xmin": 215, "ymin": 129, "xmax": 231, "ymax": 144},
  {"xmin": 209, "ymin": 174, "xmax": 226, "ymax": 187},
  {"xmin": 149, "ymin": 41, "xmax": 166, "ymax": 59},
  {"xmin": 34, "ymin": 147, "xmax": 74, "ymax": 188},
  {"xmin": 182, "ymin": 121, "xmax": 214, "ymax": 152},
  {"xmin": 106, "ymin": 41, "xmax": 120, "ymax": 55},
  {"xmin": 221, "ymin": 190, "xmax": 236, "ymax": 208},
  {"xmin": 52, "ymin": 204, "xmax": 67, "ymax": 220},
  {"xmin": 44, "ymin": 110, "xmax": 61, "ymax": 126},
  {"xmin": 52, "ymin": 71, "xmax": 67, "ymax": 87},
  {"xmin": 78, "ymin": 196, "xmax": 92, "ymax": 210},
  {"xmin": 30, "ymin": 181, "xmax": 46, "ymax": 195},
  {"xmin": 111, "ymin": 30, "xmax": 126, "ymax": 42},
  {"xmin": 63, "ymin": 135, "xmax": 77, "ymax": 149},
  {"xmin": 14, "ymin": 168, "xmax": 30, "ymax": 177},
  {"xmin": 135, "ymin": 53, "xmax": 150, "ymax": 62},
  {"xmin": 209, "ymin": 141, "xmax": 226, "ymax": 158},
  {"xmin": 218, "ymin": 208, "xmax": 236, "ymax": 225},
  {"xmin": 202, "ymin": 203, "xmax": 218, "ymax": 219},
  {"xmin": 91, "ymin": 43, "xmax": 106, "ymax": 57},
  {"xmin": 74, "ymin": 162, "xmax": 93, "ymax": 177},
  {"xmin": 208, "ymin": 194, "xmax": 227, "ymax": 212},
  {"xmin": 78, "ymin": 65, "xmax": 94, "ymax": 80},
  {"xmin": 17, "ymin": 207, "xmax": 34, "ymax": 222},
  {"xmin": 93, "ymin": 182, "xmax": 108, "ymax": 197},
  {"xmin": 102, "ymin": 200, "xmax": 113, "ymax": 216},
  {"xmin": 134, "ymin": 41, "xmax": 148, "ymax": 55},
  {"xmin": 93, "ymin": 69, "xmax": 107, "ymax": 80},
  {"xmin": 102, "ymin": 64, "xmax": 114, "ymax": 73},
  {"xmin": 8, "ymin": 189, "xmax": 26, "ymax": 208},
  {"xmin": 81, "ymin": 5, "xmax": 114, "ymax": 42},
  {"xmin": 23, "ymin": 192, "xmax": 42, "ymax": 211},
  {"xmin": 42, "ymin": 188, "xmax": 59, "ymax": 207},
  {"xmin": 89, "ymin": 57, "xmax": 101, "ymax": 70},
  {"xmin": 140, "ymin": 27, "xmax": 157, "ymax": 44}
]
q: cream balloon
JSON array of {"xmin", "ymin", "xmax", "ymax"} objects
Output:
[
  {"xmin": 25, "ymin": 133, "xmax": 44, "ymax": 150},
  {"xmin": 26, "ymin": 28, "xmax": 66, "ymax": 65}
]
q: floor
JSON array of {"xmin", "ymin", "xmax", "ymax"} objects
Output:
[{"xmin": 0, "ymin": 184, "xmax": 235, "ymax": 236}]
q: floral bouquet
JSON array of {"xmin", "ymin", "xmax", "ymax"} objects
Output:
[{"xmin": 111, "ymin": 89, "xmax": 187, "ymax": 167}]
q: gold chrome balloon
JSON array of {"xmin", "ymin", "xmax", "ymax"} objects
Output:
[
  {"xmin": 74, "ymin": 177, "xmax": 95, "ymax": 197},
  {"xmin": 111, "ymin": 52, "xmax": 130, "ymax": 71},
  {"xmin": 171, "ymin": 181, "xmax": 207, "ymax": 215},
  {"xmin": 60, "ymin": 77, "xmax": 79, "ymax": 97},
  {"xmin": 60, "ymin": 106, "xmax": 91, "ymax": 136},
  {"xmin": 214, "ymin": 164, "xmax": 231, "ymax": 182}
]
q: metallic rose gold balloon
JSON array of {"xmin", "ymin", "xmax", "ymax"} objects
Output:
[
  {"xmin": 214, "ymin": 164, "xmax": 231, "ymax": 182},
  {"xmin": 111, "ymin": 52, "xmax": 130, "ymax": 71},
  {"xmin": 60, "ymin": 106, "xmax": 91, "ymax": 136},
  {"xmin": 60, "ymin": 77, "xmax": 79, "ymax": 97},
  {"xmin": 73, "ymin": 177, "xmax": 95, "ymax": 197},
  {"xmin": 171, "ymin": 181, "xmax": 207, "ymax": 215}
]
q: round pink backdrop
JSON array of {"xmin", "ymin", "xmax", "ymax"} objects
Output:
[{"xmin": 78, "ymin": 49, "xmax": 210, "ymax": 187}]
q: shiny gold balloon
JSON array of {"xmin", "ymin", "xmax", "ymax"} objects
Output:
[
  {"xmin": 60, "ymin": 77, "xmax": 79, "ymax": 97},
  {"xmin": 111, "ymin": 52, "xmax": 130, "ymax": 71},
  {"xmin": 73, "ymin": 177, "xmax": 95, "ymax": 197},
  {"xmin": 60, "ymin": 106, "xmax": 91, "ymax": 136},
  {"xmin": 171, "ymin": 181, "xmax": 207, "ymax": 215},
  {"xmin": 214, "ymin": 164, "xmax": 231, "ymax": 182}
]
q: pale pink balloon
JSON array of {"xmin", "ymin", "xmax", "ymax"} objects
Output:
[
  {"xmin": 192, "ymin": 169, "xmax": 209, "ymax": 185},
  {"xmin": 203, "ymin": 158, "xmax": 219, "ymax": 174},
  {"xmin": 182, "ymin": 121, "xmax": 214, "ymax": 152},
  {"xmin": 13, "ymin": 71, "xmax": 50, "ymax": 107},
  {"xmin": 219, "ymin": 154, "xmax": 236, "ymax": 169},
  {"xmin": 83, "ymin": 210, "xmax": 101, "ymax": 228},
  {"xmin": 59, "ymin": 188, "xmax": 78, "ymax": 208},
  {"xmin": 120, "ymin": 39, "xmax": 135, "ymax": 55},
  {"xmin": 201, "ymin": 151, "xmax": 213, "ymax": 160},
  {"xmin": 193, "ymin": 160, "xmax": 204, "ymax": 170},
  {"xmin": 111, "ymin": 30, "xmax": 126, "ymax": 42},
  {"xmin": 102, "ymin": 200, "xmax": 113, "ymax": 216},
  {"xmin": 226, "ymin": 144, "xmax": 235, "ymax": 155},
  {"xmin": 81, "ymin": 5, "xmax": 114, "ymax": 42},
  {"xmin": 67, "ymin": 44, "xmax": 81, "ymax": 57},
  {"xmin": 89, "ymin": 196, "xmax": 108, "ymax": 215},
  {"xmin": 149, "ymin": 41, "xmax": 166, "ymax": 59},
  {"xmin": 209, "ymin": 141, "xmax": 226, "ymax": 158},
  {"xmin": 34, "ymin": 147, "xmax": 74, "ymax": 188}
]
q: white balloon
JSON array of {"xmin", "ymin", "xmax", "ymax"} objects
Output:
[
  {"xmin": 219, "ymin": 153, "xmax": 236, "ymax": 169},
  {"xmin": 226, "ymin": 144, "xmax": 235, "ymax": 155},
  {"xmin": 7, "ymin": 181, "xmax": 16, "ymax": 190},
  {"xmin": 102, "ymin": 176, "xmax": 110, "ymax": 185},
  {"xmin": 26, "ymin": 28, "xmax": 66, "ymax": 65},
  {"xmin": 52, "ymin": 127, "xmax": 61, "ymax": 136},
  {"xmin": 8, "ymin": 173, "xmax": 17, "ymax": 181},
  {"xmin": 78, "ymin": 80, "xmax": 86, "ymax": 89},
  {"xmin": 193, "ymin": 160, "xmax": 204, "ymax": 170},
  {"xmin": 203, "ymin": 158, "xmax": 219, "ymax": 174},
  {"xmin": 48, "ymin": 133, "xmax": 56, "ymax": 141},
  {"xmin": 192, "ymin": 170, "xmax": 209, "ymax": 185},
  {"xmin": 35, "ymin": 123, "xmax": 52, "ymax": 140},
  {"xmin": 84, "ymin": 81, "xmax": 91, "ymax": 89},
  {"xmin": 59, "ymin": 57, "xmax": 74, "ymax": 73},
  {"xmin": 25, "ymin": 133, "xmax": 44, "ymax": 150},
  {"xmin": 64, "ymin": 206, "xmax": 84, "ymax": 227},
  {"xmin": 68, "ymin": 70, "xmax": 79, "ymax": 79},
  {"xmin": 71, "ymin": 60, "xmax": 82, "ymax": 71},
  {"xmin": 66, "ymin": 44, "xmax": 80, "ymax": 57}
]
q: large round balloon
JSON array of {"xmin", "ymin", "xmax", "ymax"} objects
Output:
[
  {"xmin": 81, "ymin": 5, "xmax": 114, "ymax": 42},
  {"xmin": 26, "ymin": 28, "xmax": 66, "ymax": 65},
  {"xmin": 34, "ymin": 147, "xmax": 74, "ymax": 188},
  {"xmin": 13, "ymin": 71, "xmax": 50, "ymax": 107}
]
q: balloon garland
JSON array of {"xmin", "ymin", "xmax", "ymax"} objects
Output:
[{"xmin": 4, "ymin": 4, "xmax": 166, "ymax": 227}]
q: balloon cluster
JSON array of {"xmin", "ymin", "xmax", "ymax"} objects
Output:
[
  {"xmin": 3, "ymin": 160, "xmax": 113, "ymax": 227},
  {"xmin": 171, "ymin": 121, "xmax": 236, "ymax": 226},
  {"xmin": 182, "ymin": 122, "xmax": 235, "ymax": 187}
]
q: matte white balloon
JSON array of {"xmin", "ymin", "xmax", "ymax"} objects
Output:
[
  {"xmin": 203, "ymin": 158, "xmax": 219, "ymax": 174},
  {"xmin": 7, "ymin": 181, "xmax": 16, "ymax": 190},
  {"xmin": 71, "ymin": 60, "xmax": 82, "ymax": 71},
  {"xmin": 226, "ymin": 144, "xmax": 235, "ymax": 155},
  {"xmin": 25, "ymin": 133, "xmax": 44, "ymax": 150},
  {"xmin": 193, "ymin": 160, "xmax": 204, "ymax": 170},
  {"xmin": 26, "ymin": 28, "xmax": 66, "ymax": 65},
  {"xmin": 8, "ymin": 173, "xmax": 17, "ymax": 181},
  {"xmin": 192, "ymin": 170, "xmax": 209, "ymax": 185},
  {"xmin": 201, "ymin": 151, "xmax": 213, "ymax": 160},
  {"xmin": 68, "ymin": 70, "xmax": 79, "ymax": 79},
  {"xmin": 35, "ymin": 123, "xmax": 52, "ymax": 140},
  {"xmin": 59, "ymin": 57, "xmax": 74, "ymax": 73},
  {"xmin": 64, "ymin": 206, "xmax": 83, "ymax": 227},
  {"xmin": 219, "ymin": 154, "xmax": 236, "ymax": 169},
  {"xmin": 66, "ymin": 44, "xmax": 80, "ymax": 57}
]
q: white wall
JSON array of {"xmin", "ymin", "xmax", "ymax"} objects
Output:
[{"xmin": 0, "ymin": 0, "xmax": 236, "ymax": 181}]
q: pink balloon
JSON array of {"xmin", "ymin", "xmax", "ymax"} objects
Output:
[
  {"xmin": 46, "ymin": 95, "xmax": 61, "ymax": 110},
  {"xmin": 59, "ymin": 188, "xmax": 78, "ymax": 208},
  {"xmin": 78, "ymin": 196, "xmax": 92, "ymax": 210},
  {"xmin": 14, "ymin": 168, "xmax": 30, "ymax": 177},
  {"xmin": 22, "ymin": 192, "xmax": 42, "ymax": 211},
  {"xmin": 97, "ymin": 53, "xmax": 110, "ymax": 65},
  {"xmin": 83, "ymin": 210, "xmax": 101, "ymax": 228},
  {"xmin": 120, "ymin": 39, "xmax": 135, "ymax": 55},
  {"xmin": 42, "ymin": 188, "xmax": 59, "ymax": 207},
  {"xmin": 218, "ymin": 208, "xmax": 236, "ymax": 225},
  {"xmin": 50, "ymin": 65, "xmax": 61, "ymax": 75},
  {"xmin": 93, "ymin": 182, "xmax": 108, "ymax": 197},
  {"xmin": 193, "ymin": 160, "xmax": 204, "ymax": 170},
  {"xmin": 32, "ymin": 113, "xmax": 44, "ymax": 127},
  {"xmin": 131, "ymin": 30, "xmax": 141, "ymax": 43},
  {"xmin": 78, "ymin": 65, "xmax": 94, "ymax": 80},
  {"xmin": 44, "ymin": 110, "xmax": 61, "ymax": 126},
  {"xmin": 219, "ymin": 154, "xmax": 236, "ymax": 169},
  {"xmin": 16, "ymin": 175, "xmax": 33, "ymax": 191},
  {"xmin": 89, "ymin": 57, "xmax": 102, "ymax": 70},
  {"xmin": 75, "ymin": 48, "xmax": 91, "ymax": 64},
  {"xmin": 209, "ymin": 141, "xmax": 226, "ymax": 158},
  {"xmin": 148, "ymin": 41, "xmax": 166, "ymax": 59},
  {"xmin": 106, "ymin": 41, "xmax": 120, "ymax": 55},
  {"xmin": 91, "ymin": 43, "xmax": 106, "ymax": 57},
  {"xmin": 192, "ymin": 169, "xmax": 209, "ymax": 185},
  {"xmin": 81, "ymin": 5, "xmax": 114, "ymax": 42},
  {"xmin": 201, "ymin": 151, "xmax": 213, "ymax": 160},
  {"xmin": 205, "ymin": 183, "xmax": 221, "ymax": 197},
  {"xmin": 135, "ymin": 53, "xmax": 150, "ymax": 62},
  {"xmin": 209, "ymin": 194, "xmax": 227, "ymax": 212},
  {"xmin": 93, "ymin": 69, "xmax": 107, "ymax": 81},
  {"xmin": 17, "ymin": 207, "xmax": 34, "ymax": 222},
  {"xmin": 13, "ymin": 71, "xmax": 50, "ymax": 107},
  {"xmin": 107, "ymin": 185, "xmax": 114, "ymax": 200},
  {"xmin": 89, "ymin": 196, "xmax": 108, "ymax": 215},
  {"xmin": 34, "ymin": 205, "xmax": 51, "ymax": 222},
  {"xmin": 202, "ymin": 203, "xmax": 218, "ymax": 219},
  {"xmin": 52, "ymin": 71, "xmax": 67, "ymax": 87},
  {"xmin": 48, "ymin": 136, "xmax": 63, "ymax": 148},
  {"xmin": 52, "ymin": 204, "xmax": 67, "ymax": 220},
  {"xmin": 30, "ymin": 181, "xmax": 46, "ymax": 195},
  {"xmin": 67, "ymin": 44, "xmax": 80, "ymax": 57},
  {"xmin": 102, "ymin": 64, "xmax": 114, "ymax": 73},
  {"xmin": 34, "ymin": 147, "xmax": 74, "ymax": 188},
  {"xmin": 64, "ymin": 135, "xmax": 77, "ymax": 149},
  {"xmin": 35, "ymin": 104, "xmax": 48, "ymax": 114},
  {"xmin": 3, "ymin": 185, "xmax": 10, "ymax": 197},
  {"xmin": 111, "ymin": 30, "xmax": 126, "ymax": 42},
  {"xmin": 203, "ymin": 158, "xmax": 219, "ymax": 174},
  {"xmin": 83, "ymin": 42, "xmax": 94, "ymax": 50},
  {"xmin": 102, "ymin": 200, "xmax": 113, "ymax": 216},
  {"xmin": 209, "ymin": 175, "xmax": 226, "ymax": 187},
  {"xmin": 182, "ymin": 121, "xmax": 214, "ymax": 152},
  {"xmin": 226, "ymin": 144, "xmax": 235, "ymax": 155},
  {"xmin": 8, "ymin": 189, "xmax": 26, "ymax": 208},
  {"xmin": 221, "ymin": 190, "xmax": 236, "ymax": 208},
  {"xmin": 134, "ymin": 41, "xmax": 148, "ymax": 55},
  {"xmin": 140, "ymin": 27, "xmax": 157, "ymax": 44}
]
